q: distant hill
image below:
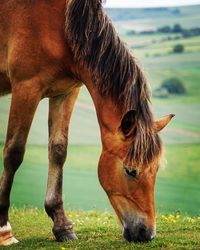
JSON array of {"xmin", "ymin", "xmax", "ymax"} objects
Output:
[
  {"xmin": 106, "ymin": 5, "xmax": 199, "ymax": 21},
  {"xmin": 106, "ymin": 7, "xmax": 180, "ymax": 21},
  {"xmin": 106, "ymin": 5, "xmax": 200, "ymax": 30}
]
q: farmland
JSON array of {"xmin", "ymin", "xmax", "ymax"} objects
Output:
[{"xmin": 0, "ymin": 5, "xmax": 200, "ymax": 216}]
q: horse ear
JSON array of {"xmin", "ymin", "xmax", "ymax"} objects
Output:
[
  {"xmin": 120, "ymin": 110, "xmax": 136, "ymax": 136},
  {"xmin": 154, "ymin": 114, "xmax": 175, "ymax": 132}
]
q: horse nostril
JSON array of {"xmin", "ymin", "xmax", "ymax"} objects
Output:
[
  {"xmin": 138, "ymin": 226, "xmax": 149, "ymax": 242},
  {"xmin": 139, "ymin": 226, "xmax": 147, "ymax": 238},
  {"xmin": 138, "ymin": 225, "xmax": 155, "ymax": 242},
  {"xmin": 123, "ymin": 227, "xmax": 132, "ymax": 242}
]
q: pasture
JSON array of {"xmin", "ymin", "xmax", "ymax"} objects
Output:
[{"xmin": 3, "ymin": 209, "xmax": 200, "ymax": 250}]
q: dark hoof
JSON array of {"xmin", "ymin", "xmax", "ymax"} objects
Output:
[
  {"xmin": 58, "ymin": 232, "xmax": 78, "ymax": 242},
  {"xmin": 53, "ymin": 228, "xmax": 78, "ymax": 242}
]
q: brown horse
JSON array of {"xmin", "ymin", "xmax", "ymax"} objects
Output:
[{"xmin": 0, "ymin": 0, "xmax": 174, "ymax": 246}]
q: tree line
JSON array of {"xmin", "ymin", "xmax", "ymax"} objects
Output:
[{"xmin": 128, "ymin": 24, "xmax": 200, "ymax": 38}]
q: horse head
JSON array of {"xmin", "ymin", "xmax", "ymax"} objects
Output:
[{"xmin": 98, "ymin": 111, "xmax": 174, "ymax": 242}]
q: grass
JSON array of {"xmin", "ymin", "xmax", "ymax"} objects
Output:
[
  {"xmin": 0, "ymin": 143, "xmax": 200, "ymax": 215},
  {"xmin": 3, "ymin": 208, "xmax": 200, "ymax": 250},
  {"xmin": 150, "ymin": 68, "xmax": 200, "ymax": 104},
  {"xmin": 156, "ymin": 144, "xmax": 200, "ymax": 214}
]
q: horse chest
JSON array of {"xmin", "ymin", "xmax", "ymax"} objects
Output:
[{"xmin": 44, "ymin": 77, "xmax": 82, "ymax": 98}]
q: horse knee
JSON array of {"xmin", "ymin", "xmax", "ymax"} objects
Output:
[
  {"xmin": 3, "ymin": 145, "xmax": 25, "ymax": 171},
  {"xmin": 45, "ymin": 196, "xmax": 63, "ymax": 218},
  {"xmin": 49, "ymin": 141, "xmax": 67, "ymax": 166}
]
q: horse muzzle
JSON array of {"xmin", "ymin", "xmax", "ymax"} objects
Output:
[{"xmin": 122, "ymin": 221, "xmax": 156, "ymax": 242}]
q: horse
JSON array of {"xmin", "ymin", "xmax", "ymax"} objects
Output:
[{"xmin": 0, "ymin": 0, "xmax": 174, "ymax": 246}]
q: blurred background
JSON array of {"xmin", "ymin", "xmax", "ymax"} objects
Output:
[{"xmin": 0, "ymin": 0, "xmax": 200, "ymax": 215}]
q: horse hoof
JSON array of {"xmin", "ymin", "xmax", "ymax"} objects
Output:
[
  {"xmin": 54, "ymin": 228, "xmax": 78, "ymax": 242},
  {"xmin": 0, "ymin": 223, "xmax": 19, "ymax": 246},
  {"xmin": 57, "ymin": 232, "xmax": 78, "ymax": 242},
  {"xmin": 0, "ymin": 235, "xmax": 19, "ymax": 246}
]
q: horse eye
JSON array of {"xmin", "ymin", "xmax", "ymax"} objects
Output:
[
  {"xmin": 121, "ymin": 110, "xmax": 136, "ymax": 136},
  {"xmin": 121, "ymin": 118, "xmax": 133, "ymax": 135},
  {"xmin": 124, "ymin": 167, "xmax": 138, "ymax": 179}
]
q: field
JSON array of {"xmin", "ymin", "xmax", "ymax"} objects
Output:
[
  {"xmin": 2, "ymin": 209, "xmax": 200, "ymax": 250},
  {"xmin": 0, "ymin": 4, "xmax": 200, "ymax": 220}
]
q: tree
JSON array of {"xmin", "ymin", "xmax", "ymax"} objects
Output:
[
  {"xmin": 173, "ymin": 44, "xmax": 184, "ymax": 53},
  {"xmin": 161, "ymin": 78, "xmax": 186, "ymax": 94},
  {"xmin": 158, "ymin": 26, "xmax": 171, "ymax": 33},
  {"xmin": 173, "ymin": 24, "xmax": 183, "ymax": 33}
]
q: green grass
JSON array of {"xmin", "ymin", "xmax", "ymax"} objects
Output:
[
  {"xmin": 130, "ymin": 36, "xmax": 200, "ymax": 55},
  {"xmin": 156, "ymin": 144, "xmax": 200, "ymax": 214},
  {"xmin": 0, "ymin": 144, "xmax": 200, "ymax": 215},
  {"xmin": 4, "ymin": 209, "xmax": 200, "ymax": 249}
]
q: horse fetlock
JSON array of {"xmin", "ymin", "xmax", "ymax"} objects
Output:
[
  {"xmin": 53, "ymin": 224, "xmax": 78, "ymax": 242},
  {"xmin": 0, "ymin": 222, "xmax": 19, "ymax": 246},
  {"xmin": 44, "ymin": 197, "xmax": 64, "ymax": 219}
]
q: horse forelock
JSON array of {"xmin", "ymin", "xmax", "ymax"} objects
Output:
[{"xmin": 65, "ymin": 0, "xmax": 162, "ymax": 166}]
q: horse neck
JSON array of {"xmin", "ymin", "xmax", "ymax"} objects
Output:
[{"xmin": 79, "ymin": 71, "xmax": 123, "ymax": 141}]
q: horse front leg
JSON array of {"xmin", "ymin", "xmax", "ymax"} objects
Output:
[
  {"xmin": 45, "ymin": 88, "xmax": 80, "ymax": 242},
  {"xmin": 0, "ymin": 83, "xmax": 41, "ymax": 246}
]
